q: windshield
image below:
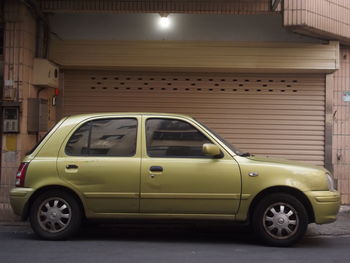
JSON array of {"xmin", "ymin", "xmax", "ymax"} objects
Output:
[{"xmin": 193, "ymin": 118, "xmax": 242, "ymax": 155}]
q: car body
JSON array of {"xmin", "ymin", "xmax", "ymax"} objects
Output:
[{"xmin": 10, "ymin": 113, "xmax": 340, "ymax": 246}]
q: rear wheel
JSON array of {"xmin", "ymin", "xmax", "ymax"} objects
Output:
[
  {"xmin": 29, "ymin": 190, "xmax": 82, "ymax": 240},
  {"xmin": 252, "ymin": 193, "xmax": 308, "ymax": 247}
]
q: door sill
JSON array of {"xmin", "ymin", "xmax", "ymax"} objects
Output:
[{"xmin": 87, "ymin": 212, "xmax": 236, "ymax": 221}]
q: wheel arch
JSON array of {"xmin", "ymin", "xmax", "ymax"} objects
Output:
[
  {"xmin": 22, "ymin": 185, "xmax": 86, "ymax": 221},
  {"xmin": 248, "ymin": 186, "xmax": 315, "ymax": 224}
]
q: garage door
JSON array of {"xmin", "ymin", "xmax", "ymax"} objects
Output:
[{"xmin": 62, "ymin": 70, "xmax": 325, "ymax": 166}]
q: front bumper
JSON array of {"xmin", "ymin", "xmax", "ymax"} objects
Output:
[
  {"xmin": 306, "ymin": 190, "xmax": 341, "ymax": 224},
  {"xmin": 9, "ymin": 187, "xmax": 34, "ymax": 218}
]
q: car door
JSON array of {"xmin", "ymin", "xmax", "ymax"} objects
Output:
[
  {"xmin": 57, "ymin": 116, "xmax": 141, "ymax": 214},
  {"xmin": 140, "ymin": 116, "xmax": 241, "ymax": 216}
]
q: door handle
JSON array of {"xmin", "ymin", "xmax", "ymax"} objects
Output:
[
  {"xmin": 149, "ymin": 166, "xmax": 163, "ymax": 172},
  {"xmin": 66, "ymin": 164, "xmax": 79, "ymax": 169}
]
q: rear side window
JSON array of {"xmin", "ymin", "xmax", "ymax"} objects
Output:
[
  {"xmin": 146, "ymin": 118, "xmax": 211, "ymax": 158},
  {"xmin": 65, "ymin": 118, "xmax": 137, "ymax": 157}
]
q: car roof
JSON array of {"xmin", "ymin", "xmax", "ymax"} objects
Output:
[{"xmin": 65, "ymin": 112, "xmax": 193, "ymax": 121}]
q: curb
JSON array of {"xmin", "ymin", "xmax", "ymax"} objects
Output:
[{"xmin": 340, "ymin": 205, "xmax": 350, "ymax": 213}]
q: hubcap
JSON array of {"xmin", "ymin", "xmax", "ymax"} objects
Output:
[
  {"xmin": 37, "ymin": 198, "xmax": 72, "ymax": 233},
  {"xmin": 263, "ymin": 202, "xmax": 299, "ymax": 240}
]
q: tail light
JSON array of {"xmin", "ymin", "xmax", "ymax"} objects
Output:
[{"xmin": 15, "ymin": 162, "xmax": 29, "ymax": 187}]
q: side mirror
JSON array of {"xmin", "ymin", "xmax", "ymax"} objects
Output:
[{"xmin": 202, "ymin": 143, "xmax": 223, "ymax": 158}]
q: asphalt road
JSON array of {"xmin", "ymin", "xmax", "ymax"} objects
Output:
[{"xmin": 0, "ymin": 223, "xmax": 349, "ymax": 263}]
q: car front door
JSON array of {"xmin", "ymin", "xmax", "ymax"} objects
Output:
[
  {"xmin": 140, "ymin": 116, "xmax": 241, "ymax": 216},
  {"xmin": 57, "ymin": 116, "xmax": 141, "ymax": 214}
]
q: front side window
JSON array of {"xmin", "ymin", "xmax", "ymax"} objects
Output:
[
  {"xmin": 65, "ymin": 118, "xmax": 137, "ymax": 156},
  {"xmin": 146, "ymin": 118, "xmax": 211, "ymax": 158}
]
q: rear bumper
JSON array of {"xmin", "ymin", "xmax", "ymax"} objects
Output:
[
  {"xmin": 306, "ymin": 190, "xmax": 341, "ymax": 224},
  {"xmin": 9, "ymin": 188, "xmax": 34, "ymax": 218}
]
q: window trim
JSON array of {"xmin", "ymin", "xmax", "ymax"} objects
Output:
[
  {"xmin": 145, "ymin": 117, "xmax": 220, "ymax": 159},
  {"xmin": 65, "ymin": 117, "xmax": 138, "ymax": 157}
]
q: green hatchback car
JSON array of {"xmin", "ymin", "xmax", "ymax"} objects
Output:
[{"xmin": 10, "ymin": 113, "xmax": 340, "ymax": 246}]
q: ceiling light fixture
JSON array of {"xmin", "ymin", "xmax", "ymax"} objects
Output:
[{"xmin": 159, "ymin": 13, "xmax": 171, "ymax": 29}]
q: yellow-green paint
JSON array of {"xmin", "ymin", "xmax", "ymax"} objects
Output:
[{"xmin": 10, "ymin": 113, "xmax": 340, "ymax": 224}]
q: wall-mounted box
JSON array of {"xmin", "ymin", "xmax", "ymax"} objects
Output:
[
  {"xmin": 3, "ymin": 107, "xmax": 19, "ymax": 133},
  {"xmin": 32, "ymin": 58, "xmax": 59, "ymax": 88},
  {"xmin": 343, "ymin": 91, "xmax": 350, "ymax": 102},
  {"xmin": 3, "ymin": 80, "xmax": 17, "ymax": 100},
  {"xmin": 27, "ymin": 98, "xmax": 49, "ymax": 133}
]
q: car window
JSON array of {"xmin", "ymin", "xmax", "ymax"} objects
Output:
[
  {"xmin": 65, "ymin": 118, "xmax": 137, "ymax": 156},
  {"xmin": 146, "ymin": 118, "xmax": 212, "ymax": 158}
]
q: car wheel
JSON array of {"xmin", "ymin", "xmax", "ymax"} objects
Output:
[
  {"xmin": 29, "ymin": 190, "xmax": 82, "ymax": 240},
  {"xmin": 252, "ymin": 193, "xmax": 308, "ymax": 247}
]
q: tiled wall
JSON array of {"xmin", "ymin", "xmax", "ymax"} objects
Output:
[
  {"xmin": 0, "ymin": 0, "xmax": 36, "ymax": 221},
  {"xmin": 333, "ymin": 46, "xmax": 350, "ymax": 204},
  {"xmin": 284, "ymin": 0, "xmax": 350, "ymax": 44}
]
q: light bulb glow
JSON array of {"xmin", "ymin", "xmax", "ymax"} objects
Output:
[{"xmin": 159, "ymin": 16, "xmax": 170, "ymax": 29}]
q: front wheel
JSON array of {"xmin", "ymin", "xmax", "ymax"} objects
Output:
[
  {"xmin": 252, "ymin": 193, "xmax": 308, "ymax": 247},
  {"xmin": 29, "ymin": 190, "xmax": 82, "ymax": 240}
]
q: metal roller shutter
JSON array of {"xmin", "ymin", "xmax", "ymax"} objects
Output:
[{"xmin": 62, "ymin": 70, "xmax": 325, "ymax": 166}]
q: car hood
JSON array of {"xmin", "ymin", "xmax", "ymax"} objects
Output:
[
  {"xmin": 245, "ymin": 155, "xmax": 328, "ymax": 172},
  {"xmin": 234, "ymin": 154, "xmax": 330, "ymax": 191}
]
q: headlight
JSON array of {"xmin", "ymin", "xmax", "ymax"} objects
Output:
[{"xmin": 326, "ymin": 172, "xmax": 336, "ymax": 192}]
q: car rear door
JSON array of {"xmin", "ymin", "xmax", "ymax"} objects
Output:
[{"xmin": 57, "ymin": 116, "xmax": 141, "ymax": 214}]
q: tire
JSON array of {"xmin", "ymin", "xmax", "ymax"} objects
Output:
[
  {"xmin": 252, "ymin": 193, "xmax": 308, "ymax": 247},
  {"xmin": 29, "ymin": 190, "xmax": 82, "ymax": 240}
]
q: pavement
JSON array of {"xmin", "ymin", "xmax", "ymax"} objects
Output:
[{"xmin": 307, "ymin": 207, "xmax": 350, "ymax": 237}]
